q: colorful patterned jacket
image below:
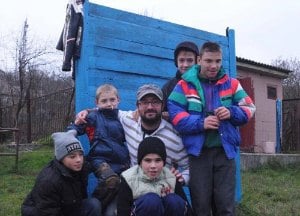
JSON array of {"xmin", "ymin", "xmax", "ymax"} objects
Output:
[{"xmin": 167, "ymin": 65, "xmax": 256, "ymax": 159}]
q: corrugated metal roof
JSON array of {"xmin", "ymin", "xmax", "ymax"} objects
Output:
[{"xmin": 237, "ymin": 57, "xmax": 292, "ymax": 74}]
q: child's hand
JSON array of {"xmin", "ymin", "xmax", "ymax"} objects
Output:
[
  {"xmin": 162, "ymin": 111, "xmax": 170, "ymax": 121},
  {"xmin": 132, "ymin": 109, "xmax": 139, "ymax": 122},
  {"xmin": 160, "ymin": 184, "xmax": 173, "ymax": 196},
  {"xmin": 170, "ymin": 167, "xmax": 185, "ymax": 184},
  {"xmin": 204, "ymin": 115, "xmax": 220, "ymax": 130},
  {"xmin": 214, "ymin": 106, "xmax": 230, "ymax": 120},
  {"xmin": 75, "ymin": 110, "xmax": 89, "ymax": 124}
]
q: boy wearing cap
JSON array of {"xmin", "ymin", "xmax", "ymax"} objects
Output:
[
  {"xmin": 21, "ymin": 131, "xmax": 101, "ymax": 216},
  {"xmin": 162, "ymin": 41, "xmax": 199, "ymax": 112},
  {"xmin": 117, "ymin": 136, "xmax": 190, "ymax": 216}
]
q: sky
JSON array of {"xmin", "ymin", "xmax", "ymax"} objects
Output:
[{"xmin": 1, "ymin": 0, "xmax": 300, "ymax": 68}]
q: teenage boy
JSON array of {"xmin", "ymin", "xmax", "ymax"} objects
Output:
[
  {"xmin": 168, "ymin": 41, "xmax": 256, "ymax": 215},
  {"xmin": 162, "ymin": 41, "xmax": 199, "ymax": 113}
]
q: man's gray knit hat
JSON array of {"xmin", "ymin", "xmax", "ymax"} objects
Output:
[{"xmin": 52, "ymin": 130, "xmax": 84, "ymax": 161}]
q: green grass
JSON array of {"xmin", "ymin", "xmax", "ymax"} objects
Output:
[
  {"xmin": 236, "ymin": 162, "xmax": 300, "ymax": 216},
  {"xmin": 0, "ymin": 146, "xmax": 53, "ymax": 216},
  {"xmin": 0, "ymin": 147, "xmax": 299, "ymax": 216}
]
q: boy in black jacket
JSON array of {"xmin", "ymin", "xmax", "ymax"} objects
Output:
[{"xmin": 21, "ymin": 131, "xmax": 101, "ymax": 216}]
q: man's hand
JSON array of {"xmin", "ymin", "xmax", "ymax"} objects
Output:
[
  {"xmin": 170, "ymin": 167, "xmax": 185, "ymax": 184},
  {"xmin": 204, "ymin": 115, "xmax": 220, "ymax": 130},
  {"xmin": 214, "ymin": 106, "xmax": 230, "ymax": 120},
  {"xmin": 75, "ymin": 110, "xmax": 89, "ymax": 125}
]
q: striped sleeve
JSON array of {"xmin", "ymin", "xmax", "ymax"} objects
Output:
[
  {"xmin": 231, "ymin": 80, "xmax": 256, "ymax": 119},
  {"xmin": 167, "ymin": 80, "xmax": 205, "ymax": 134}
]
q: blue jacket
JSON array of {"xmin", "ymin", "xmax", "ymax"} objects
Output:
[
  {"xmin": 69, "ymin": 109, "xmax": 130, "ymax": 174},
  {"xmin": 167, "ymin": 65, "xmax": 256, "ymax": 159}
]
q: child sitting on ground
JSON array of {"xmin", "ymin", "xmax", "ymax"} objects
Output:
[
  {"xmin": 117, "ymin": 136, "xmax": 192, "ymax": 216},
  {"xmin": 21, "ymin": 131, "xmax": 101, "ymax": 216}
]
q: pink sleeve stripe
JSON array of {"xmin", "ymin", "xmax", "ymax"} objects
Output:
[{"xmin": 172, "ymin": 112, "xmax": 189, "ymax": 125}]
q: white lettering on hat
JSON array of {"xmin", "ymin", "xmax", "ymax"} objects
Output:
[{"xmin": 66, "ymin": 143, "xmax": 82, "ymax": 154}]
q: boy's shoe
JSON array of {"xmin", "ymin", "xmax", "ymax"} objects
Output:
[
  {"xmin": 105, "ymin": 175, "xmax": 120, "ymax": 189},
  {"xmin": 93, "ymin": 162, "xmax": 120, "ymax": 208},
  {"xmin": 95, "ymin": 162, "xmax": 120, "ymax": 188}
]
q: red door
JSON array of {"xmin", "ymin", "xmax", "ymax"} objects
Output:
[{"xmin": 238, "ymin": 77, "xmax": 255, "ymax": 152}]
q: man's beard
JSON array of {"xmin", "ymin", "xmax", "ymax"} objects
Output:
[{"xmin": 140, "ymin": 112, "xmax": 162, "ymax": 125}]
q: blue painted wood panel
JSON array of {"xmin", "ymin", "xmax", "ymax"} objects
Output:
[{"xmin": 76, "ymin": 1, "xmax": 234, "ymax": 112}]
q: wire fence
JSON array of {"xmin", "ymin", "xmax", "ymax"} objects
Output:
[
  {"xmin": 282, "ymin": 98, "xmax": 300, "ymax": 152},
  {"xmin": 0, "ymin": 87, "xmax": 75, "ymax": 144}
]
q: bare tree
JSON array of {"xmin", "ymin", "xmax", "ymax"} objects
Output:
[
  {"xmin": 13, "ymin": 20, "xmax": 41, "ymax": 127},
  {"xmin": 272, "ymin": 57, "xmax": 300, "ymax": 99},
  {"xmin": 272, "ymin": 57, "xmax": 300, "ymax": 151}
]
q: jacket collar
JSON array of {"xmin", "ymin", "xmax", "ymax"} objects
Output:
[{"xmin": 182, "ymin": 65, "xmax": 228, "ymax": 85}]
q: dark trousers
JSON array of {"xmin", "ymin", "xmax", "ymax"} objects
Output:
[
  {"xmin": 22, "ymin": 197, "xmax": 101, "ymax": 216},
  {"xmin": 132, "ymin": 192, "xmax": 187, "ymax": 216},
  {"xmin": 189, "ymin": 148, "xmax": 235, "ymax": 216},
  {"xmin": 81, "ymin": 198, "xmax": 102, "ymax": 216}
]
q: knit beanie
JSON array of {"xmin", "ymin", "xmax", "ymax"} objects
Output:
[
  {"xmin": 52, "ymin": 130, "xmax": 84, "ymax": 161},
  {"xmin": 174, "ymin": 41, "xmax": 199, "ymax": 67},
  {"xmin": 137, "ymin": 136, "xmax": 167, "ymax": 165}
]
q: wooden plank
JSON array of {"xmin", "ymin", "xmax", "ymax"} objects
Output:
[{"xmin": 88, "ymin": 3, "xmax": 227, "ymax": 44}]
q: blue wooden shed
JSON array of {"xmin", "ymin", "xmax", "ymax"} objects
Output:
[{"xmin": 75, "ymin": 0, "xmax": 242, "ymax": 203}]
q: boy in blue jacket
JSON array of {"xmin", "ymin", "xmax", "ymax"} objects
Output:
[{"xmin": 68, "ymin": 84, "xmax": 130, "ymax": 213}]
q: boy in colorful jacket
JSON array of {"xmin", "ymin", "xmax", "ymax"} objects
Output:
[{"xmin": 167, "ymin": 41, "xmax": 256, "ymax": 215}]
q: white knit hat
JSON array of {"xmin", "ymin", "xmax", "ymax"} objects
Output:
[{"xmin": 51, "ymin": 130, "xmax": 83, "ymax": 161}]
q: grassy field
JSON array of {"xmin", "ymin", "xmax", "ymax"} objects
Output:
[
  {"xmin": 0, "ymin": 146, "xmax": 53, "ymax": 216},
  {"xmin": 0, "ymin": 146, "xmax": 299, "ymax": 216},
  {"xmin": 236, "ymin": 161, "xmax": 300, "ymax": 216}
]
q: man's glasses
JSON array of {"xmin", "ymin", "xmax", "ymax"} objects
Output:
[{"xmin": 138, "ymin": 100, "xmax": 162, "ymax": 107}]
